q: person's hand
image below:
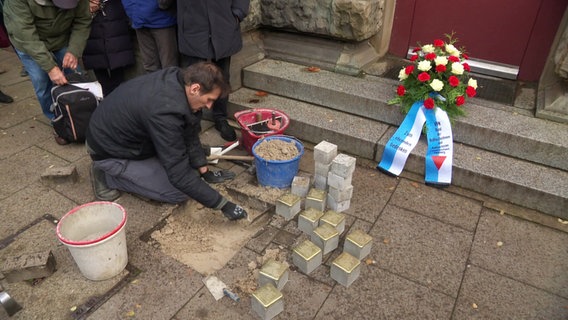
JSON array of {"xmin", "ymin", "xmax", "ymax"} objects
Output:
[
  {"xmin": 221, "ymin": 201, "xmax": 248, "ymax": 220},
  {"xmin": 48, "ymin": 66, "xmax": 68, "ymax": 85},
  {"xmin": 201, "ymin": 169, "xmax": 236, "ymax": 183},
  {"xmin": 62, "ymin": 52, "xmax": 78, "ymax": 70},
  {"xmin": 89, "ymin": 0, "xmax": 100, "ymax": 14}
]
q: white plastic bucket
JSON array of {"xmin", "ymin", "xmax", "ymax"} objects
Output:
[{"xmin": 56, "ymin": 201, "xmax": 128, "ymax": 281}]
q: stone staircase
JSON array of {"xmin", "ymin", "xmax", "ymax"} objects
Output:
[{"xmin": 227, "ymin": 58, "xmax": 568, "ymax": 219}]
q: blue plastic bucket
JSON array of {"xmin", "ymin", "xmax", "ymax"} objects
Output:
[{"xmin": 252, "ymin": 135, "xmax": 304, "ymax": 188}]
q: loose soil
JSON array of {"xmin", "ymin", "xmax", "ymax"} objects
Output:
[
  {"xmin": 149, "ymin": 186, "xmax": 266, "ymax": 275},
  {"xmin": 254, "ymin": 139, "xmax": 299, "ymax": 161}
]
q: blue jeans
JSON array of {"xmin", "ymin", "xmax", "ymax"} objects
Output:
[{"xmin": 15, "ymin": 48, "xmax": 78, "ymax": 120}]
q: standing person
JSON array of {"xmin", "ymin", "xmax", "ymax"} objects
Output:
[
  {"xmin": 177, "ymin": 0, "xmax": 250, "ymax": 142},
  {"xmin": 121, "ymin": 0, "xmax": 177, "ymax": 73},
  {"xmin": 3, "ymin": 0, "xmax": 91, "ymax": 124},
  {"xmin": 0, "ymin": 0, "xmax": 13, "ymax": 104},
  {"xmin": 82, "ymin": 0, "xmax": 135, "ymax": 97},
  {"xmin": 85, "ymin": 62, "xmax": 247, "ymax": 221}
]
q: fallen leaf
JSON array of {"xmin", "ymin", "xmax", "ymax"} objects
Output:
[
  {"xmin": 411, "ymin": 182, "xmax": 419, "ymax": 188},
  {"xmin": 475, "ymin": 156, "xmax": 481, "ymax": 160},
  {"xmin": 125, "ymin": 310, "xmax": 135, "ymax": 317},
  {"xmin": 307, "ymin": 66, "xmax": 320, "ymax": 72},
  {"xmin": 558, "ymin": 218, "xmax": 568, "ymax": 225},
  {"xmin": 496, "ymin": 241, "xmax": 503, "ymax": 247},
  {"xmin": 70, "ymin": 306, "xmax": 77, "ymax": 312},
  {"xmin": 248, "ymin": 99, "xmax": 260, "ymax": 103},
  {"xmin": 255, "ymin": 91, "xmax": 268, "ymax": 97},
  {"xmin": 364, "ymin": 258, "xmax": 376, "ymax": 265},
  {"xmin": 383, "ymin": 238, "xmax": 390, "ymax": 244},
  {"xmin": 472, "ymin": 303, "xmax": 478, "ymax": 309},
  {"xmin": 387, "ymin": 186, "xmax": 395, "ymax": 191},
  {"xmin": 499, "ymin": 210, "xmax": 505, "ymax": 215},
  {"xmin": 131, "ymin": 279, "xmax": 138, "ymax": 284}
]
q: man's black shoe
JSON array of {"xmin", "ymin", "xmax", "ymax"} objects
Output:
[
  {"xmin": 90, "ymin": 164, "xmax": 121, "ymax": 201},
  {"xmin": 201, "ymin": 170, "xmax": 236, "ymax": 183},
  {"xmin": 0, "ymin": 90, "xmax": 13, "ymax": 104},
  {"xmin": 214, "ymin": 120, "xmax": 237, "ymax": 141}
]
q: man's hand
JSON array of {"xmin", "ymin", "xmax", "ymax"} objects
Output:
[
  {"xmin": 201, "ymin": 170, "xmax": 236, "ymax": 183},
  {"xmin": 62, "ymin": 52, "xmax": 78, "ymax": 70},
  {"xmin": 221, "ymin": 201, "xmax": 248, "ymax": 220},
  {"xmin": 48, "ymin": 66, "xmax": 68, "ymax": 86}
]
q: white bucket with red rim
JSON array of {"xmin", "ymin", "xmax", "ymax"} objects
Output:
[{"xmin": 56, "ymin": 201, "xmax": 128, "ymax": 281}]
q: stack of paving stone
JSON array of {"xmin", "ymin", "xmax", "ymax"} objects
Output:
[{"xmin": 251, "ymin": 259, "xmax": 290, "ymax": 320}]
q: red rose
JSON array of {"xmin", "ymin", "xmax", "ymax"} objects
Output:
[
  {"xmin": 449, "ymin": 75, "xmax": 460, "ymax": 87},
  {"xmin": 410, "ymin": 54, "xmax": 419, "ymax": 61},
  {"xmin": 425, "ymin": 53, "xmax": 436, "ymax": 60},
  {"xmin": 435, "ymin": 64, "xmax": 446, "ymax": 73},
  {"xmin": 463, "ymin": 63, "xmax": 471, "ymax": 72},
  {"xmin": 417, "ymin": 72, "xmax": 430, "ymax": 82},
  {"xmin": 412, "ymin": 47, "xmax": 421, "ymax": 52},
  {"xmin": 448, "ymin": 56, "xmax": 460, "ymax": 63},
  {"xmin": 397, "ymin": 85, "xmax": 405, "ymax": 96},
  {"xmin": 466, "ymin": 86, "xmax": 477, "ymax": 97},
  {"xmin": 405, "ymin": 65, "xmax": 415, "ymax": 75},
  {"xmin": 433, "ymin": 39, "xmax": 444, "ymax": 47},
  {"xmin": 455, "ymin": 96, "xmax": 465, "ymax": 106},
  {"xmin": 462, "ymin": 53, "xmax": 469, "ymax": 60},
  {"xmin": 424, "ymin": 98, "xmax": 435, "ymax": 109}
]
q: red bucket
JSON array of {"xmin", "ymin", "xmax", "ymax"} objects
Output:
[{"xmin": 234, "ymin": 108, "xmax": 290, "ymax": 155}]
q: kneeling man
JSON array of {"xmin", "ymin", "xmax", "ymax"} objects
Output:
[{"xmin": 86, "ymin": 62, "xmax": 246, "ymax": 220}]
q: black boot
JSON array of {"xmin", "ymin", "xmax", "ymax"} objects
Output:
[
  {"xmin": 90, "ymin": 164, "xmax": 121, "ymax": 201},
  {"xmin": 0, "ymin": 90, "xmax": 13, "ymax": 103},
  {"xmin": 214, "ymin": 120, "xmax": 237, "ymax": 141}
]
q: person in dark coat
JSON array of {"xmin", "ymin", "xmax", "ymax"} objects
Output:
[
  {"xmin": 85, "ymin": 62, "xmax": 247, "ymax": 221},
  {"xmin": 82, "ymin": 0, "xmax": 134, "ymax": 96},
  {"xmin": 177, "ymin": 0, "xmax": 250, "ymax": 142}
]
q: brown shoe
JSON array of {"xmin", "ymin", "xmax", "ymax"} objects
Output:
[{"xmin": 53, "ymin": 131, "xmax": 69, "ymax": 145}]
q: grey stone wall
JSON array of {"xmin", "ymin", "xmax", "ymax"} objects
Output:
[{"xmin": 242, "ymin": 0, "xmax": 385, "ymax": 42}]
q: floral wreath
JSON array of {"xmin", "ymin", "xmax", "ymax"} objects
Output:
[{"xmin": 388, "ymin": 35, "xmax": 478, "ymax": 121}]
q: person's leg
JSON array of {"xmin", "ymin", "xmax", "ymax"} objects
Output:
[
  {"xmin": 94, "ymin": 157, "xmax": 190, "ymax": 203},
  {"xmin": 151, "ymin": 27, "xmax": 178, "ymax": 68},
  {"xmin": 135, "ymin": 28, "xmax": 161, "ymax": 73},
  {"xmin": 212, "ymin": 56, "xmax": 236, "ymax": 141},
  {"xmin": 14, "ymin": 49, "xmax": 55, "ymax": 119},
  {"xmin": 93, "ymin": 68, "xmax": 125, "ymax": 97}
]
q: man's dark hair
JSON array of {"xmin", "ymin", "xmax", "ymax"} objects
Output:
[{"xmin": 182, "ymin": 62, "xmax": 230, "ymax": 98}]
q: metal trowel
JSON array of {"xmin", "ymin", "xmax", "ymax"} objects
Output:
[
  {"xmin": 0, "ymin": 285, "xmax": 22, "ymax": 317},
  {"xmin": 202, "ymin": 275, "xmax": 240, "ymax": 302}
]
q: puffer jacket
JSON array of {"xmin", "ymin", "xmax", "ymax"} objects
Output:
[
  {"xmin": 177, "ymin": 0, "xmax": 249, "ymax": 60},
  {"xmin": 83, "ymin": 0, "xmax": 134, "ymax": 70},
  {"xmin": 121, "ymin": 0, "xmax": 175, "ymax": 29},
  {"xmin": 86, "ymin": 67, "xmax": 223, "ymax": 208},
  {"xmin": 3, "ymin": 0, "xmax": 91, "ymax": 72}
]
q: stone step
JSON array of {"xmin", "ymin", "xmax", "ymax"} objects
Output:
[
  {"xmin": 240, "ymin": 59, "xmax": 568, "ymax": 172},
  {"xmin": 228, "ymin": 87, "xmax": 568, "ymax": 220}
]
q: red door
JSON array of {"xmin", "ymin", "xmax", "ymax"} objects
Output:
[{"xmin": 389, "ymin": 0, "xmax": 567, "ymax": 81}]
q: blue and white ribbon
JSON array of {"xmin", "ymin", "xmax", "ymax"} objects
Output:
[
  {"xmin": 423, "ymin": 106, "xmax": 453, "ymax": 185},
  {"xmin": 377, "ymin": 100, "xmax": 453, "ymax": 185},
  {"xmin": 377, "ymin": 101, "xmax": 426, "ymax": 176}
]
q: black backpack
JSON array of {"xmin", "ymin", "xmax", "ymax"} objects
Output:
[{"xmin": 50, "ymin": 83, "xmax": 100, "ymax": 143}]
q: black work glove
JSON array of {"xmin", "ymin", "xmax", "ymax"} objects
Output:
[
  {"xmin": 201, "ymin": 170, "xmax": 236, "ymax": 183},
  {"xmin": 221, "ymin": 201, "xmax": 248, "ymax": 220}
]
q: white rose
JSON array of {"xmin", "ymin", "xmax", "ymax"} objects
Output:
[
  {"xmin": 422, "ymin": 44, "xmax": 435, "ymax": 53},
  {"xmin": 468, "ymin": 78, "xmax": 478, "ymax": 89},
  {"xmin": 398, "ymin": 68, "xmax": 408, "ymax": 80},
  {"xmin": 445, "ymin": 44, "xmax": 461, "ymax": 57},
  {"xmin": 430, "ymin": 79, "xmax": 444, "ymax": 92},
  {"xmin": 434, "ymin": 56, "xmax": 448, "ymax": 66},
  {"xmin": 418, "ymin": 60, "xmax": 432, "ymax": 72},
  {"xmin": 451, "ymin": 63, "xmax": 464, "ymax": 75}
]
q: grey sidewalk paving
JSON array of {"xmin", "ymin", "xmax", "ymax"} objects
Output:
[{"xmin": 0, "ymin": 47, "xmax": 567, "ymax": 320}]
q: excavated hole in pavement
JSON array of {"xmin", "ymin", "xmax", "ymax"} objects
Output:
[{"xmin": 139, "ymin": 173, "xmax": 287, "ymax": 275}]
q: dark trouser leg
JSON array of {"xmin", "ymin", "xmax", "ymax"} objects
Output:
[
  {"xmin": 93, "ymin": 68, "xmax": 125, "ymax": 97},
  {"xmin": 93, "ymin": 157, "xmax": 190, "ymax": 204},
  {"xmin": 211, "ymin": 57, "xmax": 231, "ymax": 121},
  {"xmin": 135, "ymin": 28, "xmax": 161, "ymax": 73}
]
